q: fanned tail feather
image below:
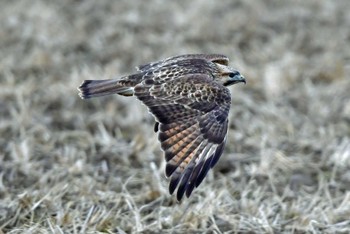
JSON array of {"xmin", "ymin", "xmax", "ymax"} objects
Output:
[{"xmin": 78, "ymin": 79, "xmax": 134, "ymax": 99}]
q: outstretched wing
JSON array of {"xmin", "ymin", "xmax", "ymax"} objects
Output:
[{"xmin": 134, "ymin": 73, "xmax": 231, "ymax": 201}]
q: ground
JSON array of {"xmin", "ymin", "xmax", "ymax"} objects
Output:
[{"xmin": 0, "ymin": 0, "xmax": 350, "ymax": 233}]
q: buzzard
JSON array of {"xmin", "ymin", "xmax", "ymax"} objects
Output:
[{"xmin": 78, "ymin": 54, "xmax": 245, "ymax": 201}]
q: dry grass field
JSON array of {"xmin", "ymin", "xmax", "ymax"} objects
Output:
[{"xmin": 1, "ymin": 0, "xmax": 350, "ymax": 233}]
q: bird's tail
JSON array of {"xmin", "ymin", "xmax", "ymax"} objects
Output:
[{"xmin": 78, "ymin": 79, "xmax": 134, "ymax": 99}]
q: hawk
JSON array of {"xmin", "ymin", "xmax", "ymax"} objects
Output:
[{"xmin": 78, "ymin": 54, "xmax": 245, "ymax": 201}]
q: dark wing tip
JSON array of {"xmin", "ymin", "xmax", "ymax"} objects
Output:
[
  {"xmin": 195, "ymin": 155, "xmax": 213, "ymax": 188},
  {"xmin": 170, "ymin": 157, "xmax": 198, "ymax": 200},
  {"xmin": 169, "ymin": 175, "xmax": 181, "ymax": 195},
  {"xmin": 177, "ymin": 189, "xmax": 185, "ymax": 201},
  {"xmin": 165, "ymin": 163, "xmax": 177, "ymax": 177},
  {"xmin": 176, "ymin": 168, "xmax": 192, "ymax": 201},
  {"xmin": 185, "ymin": 160, "xmax": 205, "ymax": 198}
]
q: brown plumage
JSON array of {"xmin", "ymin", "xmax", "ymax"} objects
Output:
[{"xmin": 78, "ymin": 54, "xmax": 245, "ymax": 201}]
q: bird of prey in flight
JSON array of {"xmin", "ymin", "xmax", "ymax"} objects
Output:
[{"xmin": 78, "ymin": 54, "xmax": 245, "ymax": 201}]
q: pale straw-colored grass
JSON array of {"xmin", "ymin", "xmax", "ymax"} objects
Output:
[{"xmin": 0, "ymin": 0, "xmax": 349, "ymax": 233}]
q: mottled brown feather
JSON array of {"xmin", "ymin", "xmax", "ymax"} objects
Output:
[{"xmin": 133, "ymin": 69, "xmax": 231, "ymax": 200}]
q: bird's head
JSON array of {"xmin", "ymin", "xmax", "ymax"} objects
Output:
[{"xmin": 214, "ymin": 63, "xmax": 246, "ymax": 86}]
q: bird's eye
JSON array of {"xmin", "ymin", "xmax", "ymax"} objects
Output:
[{"xmin": 229, "ymin": 72, "xmax": 236, "ymax": 78}]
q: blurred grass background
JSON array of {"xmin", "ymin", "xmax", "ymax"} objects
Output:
[{"xmin": 0, "ymin": 0, "xmax": 349, "ymax": 233}]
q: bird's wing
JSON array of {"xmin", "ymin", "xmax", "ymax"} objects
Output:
[
  {"xmin": 134, "ymin": 73, "xmax": 231, "ymax": 201},
  {"xmin": 136, "ymin": 54, "xmax": 229, "ymax": 72}
]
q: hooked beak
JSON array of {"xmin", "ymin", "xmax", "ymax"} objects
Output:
[{"xmin": 224, "ymin": 71, "xmax": 246, "ymax": 86}]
